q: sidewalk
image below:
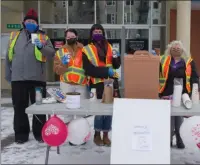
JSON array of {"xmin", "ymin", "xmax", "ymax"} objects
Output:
[{"xmin": 1, "ymin": 106, "xmax": 200, "ymax": 164}]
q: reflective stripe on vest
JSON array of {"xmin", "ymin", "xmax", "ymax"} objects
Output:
[
  {"xmin": 82, "ymin": 43, "xmax": 119, "ymax": 84},
  {"xmin": 8, "ymin": 31, "xmax": 47, "ymax": 62},
  {"xmin": 55, "ymin": 47, "xmax": 87, "ymax": 85},
  {"xmin": 159, "ymin": 55, "xmax": 192, "ymax": 93}
]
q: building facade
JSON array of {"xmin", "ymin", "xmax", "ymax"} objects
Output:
[{"xmin": 1, "ymin": 0, "xmax": 199, "ymax": 89}]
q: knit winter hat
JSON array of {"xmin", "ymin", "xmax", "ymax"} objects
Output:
[{"xmin": 24, "ymin": 8, "xmax": 38, "ymax": 23}]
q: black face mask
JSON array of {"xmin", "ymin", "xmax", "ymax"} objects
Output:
[{"xmin": 67, "ymin": 38, "xmax": 77, "ymax": 45}]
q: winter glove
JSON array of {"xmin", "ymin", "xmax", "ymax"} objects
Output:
[
  {"xmin": 112, "ymin": 49, "xmax": 120, "ymax": 58},
  {"xmin": 108, "ymin": 67, "xmax": 114, "ymax": 77},
  {"xmin": 34, "ymin": 38, "xmax": 43, "ymax": 49},
  {"xmin": 61, "ymin": 54, "xmax": 70, "ymax": 65}
]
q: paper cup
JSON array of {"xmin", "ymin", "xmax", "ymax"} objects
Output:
[
  {"xmin": 66, "ymin": 92, "xmax": 81, "ymax": 109},
  {"xmin": 182, "ymin": 93, "xmax": 192, "ymax": 109},
  {"xmin": 31, "ymin": 33, "xmax": 38, "ymax": 44}
]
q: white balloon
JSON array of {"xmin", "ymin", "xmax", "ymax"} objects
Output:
[
  {"xmin": 67, "ymin": 118, "xmax": 91, "ymax": 145},
  {"xmin": 180, "ymin": 116, "xmax": 200, "ymax": 150}
]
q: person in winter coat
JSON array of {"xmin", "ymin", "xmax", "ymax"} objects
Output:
[
  {"xmin": 5, "ymin": 8, "xmax": 55, "ymax": 144},
  {"xmin": 82, "ymin": 24, "xmax": 121, "ymax": 146},
  {"xmin": 159, "ymin": 40, "xmax": 199, "ymax": 149},
  {"xmin": 54, "ymin": 28, "xmax": 88, "ymax": 146},
  {"xmin": 54, "ymin": 28, "xmax": 87, "ymax": 96}
]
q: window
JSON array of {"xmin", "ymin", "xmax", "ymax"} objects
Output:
[
  {"xmin": 62, "ymin": 1, "xmax": 66, "ymax": 8},
  {"xmin": 53, "ymin": 30, "xmax": 57, "ymax": 38},
  {"xmin": 153, "ymin": 2, "xmax": 158, "ymax": 9},
  {"xmin": 68, "ymin": 0, "xmax": 73, "ymax": 6},
  {"xmin": 125, "ymin": 0, "xmax": 134, "ymax": 5},
  {"xmin": 106, "ymin": 0, "xmax": 116, "ymax": 6},
  {"xmin": 106, "ymin": 30, "xmax": 115, "ymax": 39},
  {"xmin": 124, "ymin": 13, "xmax": 132, "ymax": 23},
  {"xmin": 107, "ymin": 13, "xmax": 115, "ymax": 24},
  {"xmin": 143, "ymin": 1, "xmax": 148, "ymax": 7},
  {"xmin": 153, "ymin": 19, "xmax": 158, "ymax": 24},
  {"xmin": 54, "ymin": 2, "xmax": 56, "ymax": 7},
  {"xmin": 54, "ymin": 14, "xmax": 58, "ymax": 23}
]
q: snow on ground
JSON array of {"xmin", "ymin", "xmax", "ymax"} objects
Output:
[{"xmin": 1, "ymin": 105, "xmax": 200, "ymax": 164}]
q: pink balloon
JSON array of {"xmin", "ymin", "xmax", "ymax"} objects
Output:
[
  {"xmin": 197, "ymin": 143, "xmax": 200, "ymax": 149},
  {"xmin": 42, "ymin": 115, "xmax": 68, "ymax": 146}
]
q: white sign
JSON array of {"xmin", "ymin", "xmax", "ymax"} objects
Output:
[
  {"xmin": 132, "ymin": 125, "xmax": 152, "ymax": 151},
  {"xmin": 111, "ymin": 98, "xmax": 171, "ymax": 164}
]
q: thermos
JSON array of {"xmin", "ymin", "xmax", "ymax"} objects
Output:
[{"xmin": 35, "ymin": 87, "xmax": 43, "ymax": 105}]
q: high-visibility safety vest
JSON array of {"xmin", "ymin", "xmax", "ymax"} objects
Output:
[
  {"xmin": 8, "ymin": 31, "xmax": 48, "ymax": 62},
  {"xmin": 56, "ymin": 48, "xmax": 87, "ymax": 85},
  {"xmin": 159, "ymin": 55, "xmax": 192, "ymax": 94},
  {"xmin": 82, "ymin": 43, "xmax": 119, "ymax": 84}
]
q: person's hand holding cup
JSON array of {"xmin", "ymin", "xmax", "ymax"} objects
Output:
[{"xmin": 61, "ymin": 53, "xmax": 71, "ymax": 65}]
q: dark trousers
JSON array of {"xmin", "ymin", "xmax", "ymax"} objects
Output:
[
  {"xmin": 171, "ymin": 116, "xmax": 183, "ymax": 141},
  {"xmin": 11, "ymin": 81, "xmax": 46, "ymax": 141}
]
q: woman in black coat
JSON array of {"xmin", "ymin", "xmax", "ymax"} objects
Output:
[
  {"xmin": 82, "ymin": 24, "xmax": 121, "ymax": 146},
  {"xmin": 159, "ymin": 40, "xmax": 199, "ymax": 149}
]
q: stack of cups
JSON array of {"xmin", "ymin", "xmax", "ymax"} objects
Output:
[
  {"xmin": 191, "ymin": 83, "xmax": 200, "ymax": 104},
  {"xmin": 172, "ymin": 78, "xmax": 183, "ymax": 107},
  {"xmin": 90, "ymin": 88, "xmax": 97, "ymax": 101},
  {"xmin": 31, "ymin": 33, "xmax": 38, "ymax": 44}
]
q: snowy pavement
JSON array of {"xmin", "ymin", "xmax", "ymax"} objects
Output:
[{"xmin": 1, "ymin": 98, "xmax": 200, "ymax": 164}]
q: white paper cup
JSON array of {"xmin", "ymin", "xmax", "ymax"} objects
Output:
[
  {"xmin": 182, "ymin": 93, "xmax": 192, "ymax": 109},
  {"xmin": 90, "ymin": 88, "xmax": 97, "ymax": 101},
  {"xmin": 66, "ymin": 92, "xmax": 80, "ymax": 109},
  {"xmin": 31, "ymin": 33, "xmax": 38, "ymax": 44}
]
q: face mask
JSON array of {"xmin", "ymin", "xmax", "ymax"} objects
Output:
[
  {"xmin": 25, "ymin": 22, "xmax": 38, "ymax": 33},
  {"xmin": 92, "ymin": 34, "xmax": 104, "ymax": 41},
  {"xmin": 67, "ymin": 38, "xmax": 77, "ymax": 45}
]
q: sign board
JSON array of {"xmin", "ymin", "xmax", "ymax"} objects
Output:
[
  {"xmin": 7, "ymin": 24, "xmax": 21, "ymax": 29},
  {"xmin": 126, "ymin": 39, "xmax": 148, "ymax": 53},
  {"xmin": 54, "ymin": 41, "xmax": 64, "ymax": 49},
  {"xmin": 111, "ymin": 98, "xmax": 171, "ymax": 164}
]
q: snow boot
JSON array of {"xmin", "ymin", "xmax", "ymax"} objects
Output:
[
  {"xmin": 103, "ymin": 132, "xmax": 111, "ymax": 147},
  {"xmin": 93, "ymin": 131, "xmax": 104, "ymax": 146}
]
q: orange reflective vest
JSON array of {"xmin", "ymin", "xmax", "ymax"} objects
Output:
[
  {"xmin": 56, "ymin": 48, "xmax": 87, "ymax": 85},
  {"xmin": 8, "ymin": 31, "xmax": 48, "ymax": 62},
  {"xmin": 82, "ymin": 43, "xmax": 119, "ymax": 84},
  {"xmin": 159, "ymin": 55, "xmax": 192, "ymax": 94}
]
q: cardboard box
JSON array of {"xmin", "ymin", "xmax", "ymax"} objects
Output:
[{"xmin": 124, "ymin": 51, "xmax": 160, "ymax": 99}]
